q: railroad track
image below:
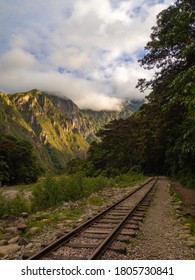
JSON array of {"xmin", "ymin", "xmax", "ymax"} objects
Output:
[{"xmin": 28, "ymin": 177, "xmax": 158, "ymax": 260}]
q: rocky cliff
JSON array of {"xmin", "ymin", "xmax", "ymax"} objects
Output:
[{"xmin": 0, "ymin": 89, "xmax": 143, "ymax": 171}]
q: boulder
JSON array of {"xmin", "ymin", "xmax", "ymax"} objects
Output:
[
  {"xmin": 4, "ymin": 227, "xmax": 19, "ymax": 234},
  {"xmin": 2, "ymin": 233, "xmax": 12, "ymax": 240},
  {"xmin": 2, "ymin": 215, "xmax": 17, "ymax": 222},
  {"xmin": 21, "ymin": 212, "xmax": 28, "ymax": 218},
  {"xmin": 0, "ymin": 240, "xmax": 8, "ymax": 246},
  {"xmin": 28, "ymin": 227, "xmax": 40, "ymax": 235},
  {"xmin": 179, "ymin": 233, "xmax": 191, "ymax": 240},
  {"xmin": 185, "ymin": 240, "xmax": 195, "ymax": 248},
  {"xmin": 0, "ymin": 244, "xmax": 20, "ymax": 257},
  {"xmin": 62, "ymin": 202, "xmax": 71, "ymax": 210},
  {"xmin": 17, "ymin": 223, "xmax": 27, "ymax": 231},
  {"xmin": 18, "ymin": 238, "xmax": 28, "ymax": 246},
  {"xmin": 8, "ymin": 236, "xmax": 19, "ymax": 244}
]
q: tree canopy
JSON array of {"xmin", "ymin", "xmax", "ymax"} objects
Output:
[
  {"xmin": 85, "ymin": 0, "xmax": 195, "ymax": 186},
  {"xmin": 0, "ymin": 134, "xmax": 40, "ymax": 185}
]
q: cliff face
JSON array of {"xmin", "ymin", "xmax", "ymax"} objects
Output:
[{"xmin": 0, "ymin": 89, "xmax": 143, "ymax": 171}]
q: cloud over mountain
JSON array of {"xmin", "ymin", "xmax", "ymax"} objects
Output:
[{"xmin": 0, "ymin": 0, "xmax": 173, "ymax": 110}]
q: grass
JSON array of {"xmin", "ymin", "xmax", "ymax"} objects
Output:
[
  {"xmin": 185, "ymin": 218, "xmax": 195, "ymax": 236},
  {"xmin": 0, "ymin": 171, "xmax": 147, "ymax": 217},
  {"xmin": 0, "ymin": 192, "xmax": 30, "ymax": 218},
  {"xmin": 87, "ymin": 196, "xmax": 107, "ymax": 206},
  {"xmin": 63, "ymin": 208, "xmax": 84, "ymax": 220}
]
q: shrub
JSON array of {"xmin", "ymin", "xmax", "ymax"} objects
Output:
[{"xmin": 0, "ymin": 192, "xmax": 29, "ymax": 218}]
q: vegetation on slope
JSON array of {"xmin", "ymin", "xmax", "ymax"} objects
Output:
[
  {"xmin": 81, "ymin": 0, "xmax": 195, "ymax": 187},
  {"xmin": 0, "ymin": 90, "xmax": 140, "ymax": 179},
  {"xmin": 0, "ymin": 134, "xmax": 41, "ymax": 185},
  {"xmin": 0, "ymin": 171, "xmax": 145, "ymax": 217}
]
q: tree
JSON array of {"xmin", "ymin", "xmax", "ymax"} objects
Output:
[
  {"xmin": 0, "ymin": 134, "xmax": 40, "ymax": 185},
  {"xmin": 86, "ymin": 0, "xmax": 195, "ymax": 184}
]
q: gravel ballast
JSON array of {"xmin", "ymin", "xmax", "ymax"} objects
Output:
[{"xmin": 127, "ymin": 178, "xmax": 195, "ymax": 260}]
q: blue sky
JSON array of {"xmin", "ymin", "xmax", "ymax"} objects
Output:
[{"xmin": 0, "ymin": 0, "xmax": 173, "ymax": 110}]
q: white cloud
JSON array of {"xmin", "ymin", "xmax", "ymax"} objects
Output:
[{"xmin": 0, "ymin": 0, "xmax": 174, "ymax": 110}]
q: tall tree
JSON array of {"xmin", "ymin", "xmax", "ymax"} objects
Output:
[{"xmin": 87, "ymin": 0, "xmax": 195, "ymax": 182}]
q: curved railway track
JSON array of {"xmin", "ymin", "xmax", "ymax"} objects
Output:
[{"xmin": 28, "ymin": 177, "xmax": 158, "ymax": 260}]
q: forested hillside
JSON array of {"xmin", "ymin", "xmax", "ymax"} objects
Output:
[
  {"xmin": 84, "ymin": 0, "xmax": 195, "ymax": 186},
  {"xmin": 0, "ymin": 90, "xmax": 141, "ymax": 185}
]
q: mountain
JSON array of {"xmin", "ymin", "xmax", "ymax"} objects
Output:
[{"xmin": 0, "ymin": 89, "xmax": 143, "ymax": 171}]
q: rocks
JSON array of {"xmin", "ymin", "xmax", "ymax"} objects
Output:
[
  {"xmin": 25, "ymin": 243, "xmax": 33, "ymax": 249},
  {"xmin": 0, "ymin": 240, "xmax": 8, "ymax": 246},
  {"xmin": 2, "ymin": 233, "xmax": 12, "ymax": 240},
  {"xmin": 174, "ymin": 205, "xmax": 182, "ymax": 211},
  {"xmin": 56, "ymin": 223, "xmax": 65, "ymax": 229},
  {"xmin": 0, "ymin": 244, "xmax": 20, "ymax": 257},
  {"xmin": 185, "ymin": 240, "xmax": 195, "ymax": 248},
  {"xmin": 182, "ymin": 224, "xmax": 191, "ymax": 230},
  {"xmin": 186, "ymin": 236, "xmax": 195, "ymax": 247},
  {"xmin": 21, "ymin": 212, "xmax": 28, "ymax": 218},
  {"xmin": 1, "ymin": 215, "xmax": 18, "ymax": 222},
  {"xmin": 4, "ymin": 227, "xmax": 19, "ymax": 234},
  {"xmin": 28, "ymin": 227, "xmax": 40, "ymax": 235},
  {"xmin": 18, "ymin": 238, "xmax": 28, "ymax": 246},
  {"xmin": 179, "ymin": 233, "xmax": 191, "ymax": 240},
  {"xmin": 17, "ymin": 223, "xmax": 27, "ymax": 231},
  {"xmin": 62, "ymin": 202, "xmax": 71, "ymax": 210},
  {"xmin": 8, "ymin": 236, "xmax": 19, "ymax": 244},
  {"xmin": 34, "ymin": 215, "xmax": 44, "ymax": 221}
]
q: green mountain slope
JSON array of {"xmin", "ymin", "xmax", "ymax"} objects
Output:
[{"xmin": 0, "ymin": 89, "xmax": 143, "ymax": 171}]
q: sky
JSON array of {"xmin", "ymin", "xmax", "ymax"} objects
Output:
[{"xmin": 0, "ymin": 0, "xmax": 174, "ymax": 110}]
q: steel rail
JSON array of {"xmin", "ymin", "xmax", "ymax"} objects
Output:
[
  {"xmin": 28, "ymin": 177, "xmax": 155, "ymax": 260},
  {"xmin": 89, "ymin": 177, "xmax": 158, "ymax": 259}
]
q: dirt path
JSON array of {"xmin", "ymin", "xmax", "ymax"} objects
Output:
[
  {"xmin": 127, "ymin": 177, "xmax": 195, "ymax": 259},
  {"xmin": 171, "ymin": 181, "xmax": 195, "ymax": 220}
]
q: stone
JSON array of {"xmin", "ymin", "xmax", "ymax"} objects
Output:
[
  {"xmin": 185, "ymin": 240, "xmax": 195, "ymax": 248},
  {"xmin": 18, "ymin": 238, "xmax": 29, "ymax": 246},
  {"xmin": 0, "ymin": 244, "xmax": 20, "ymax": 257},
  {"xmin": 0, "ymin": 240, "xmax": 8, "ymax": 246},
  {"xmin": 4, "ymin": 227, "xmax": 19, "ymax": 234},
  {"xmin": 62, "ymin": 202, "xmax": 71, "ymax": 210},
  {"xmin": 8, "ymin": 236, "xmax": 19, "ymax": 244},
  {"xmin": 182, "ymin": 224, "xmax": 191, "ymax": 230},
  {"xmin": 17, "ymin": 223, "xmax": 27, "ymax": 231},
  {"xmin": 25, "ymin": 243, "xmax": 33, "ymax": 249},
  {"xmin": 2, "ymin": 215, "xmax": 17, "ymax": 222},
  {"xmin": 174, "ymin": 205, "xmax": 182, "ymax": 211},
  {"xmin": 2, "ymin": 233, "xmax": 12, "ymax": 240},
  {"xmin": 188, "ymin": 236, "xmax": 195, "ymax": 243},
  {"xmin": 56, "ymin": 223, "xmax": 64, "ymax": 229},
  {"xmin": 35, "ymin": 215, "xmax": 44, "ymax": 221},
  {"xmin": 179, "ymin": 233, "xmax": 191, "ymax": 240},
  {"xmin": 21, "ymin": 212, "xmax": 28, "ymax": 218},
  {"xmin": 28, "ymin": 227, "xmax": 40, "ymax": 235}
]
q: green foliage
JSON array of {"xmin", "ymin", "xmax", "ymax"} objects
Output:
[
  {"xmin": 0, "ymin": 192, "xmax": 30, "ymax": 218},
  {"xmin": 86, "ymin": 0, "xmax": 195, "ymax": 184},
  {"xmin": 0, "ymin": 134, "xmax": 41, "ymax": 185},
  {"xmin": 67, "ymin": 158, "xmax": 95, "ymax": 176},
  {"xmin": 31, "ymin": 172, "xmax": 144, "ymax": 211},
  {"xmin": 87, "ymin": 196, "xmax": 107, "ymax": 206}
]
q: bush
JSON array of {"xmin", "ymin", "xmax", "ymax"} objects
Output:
[
  {"xmin": 0, "ymin": 192, "xmax": 30, "ymax": 218},
  {"xmin": 31, "ymin": 171, "xmax": 146, "ymax": 211}
]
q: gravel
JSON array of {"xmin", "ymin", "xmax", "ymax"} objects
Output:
[{"xmin": 127, "ymin": 178, "xmax": 195, "ymax": 260}]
